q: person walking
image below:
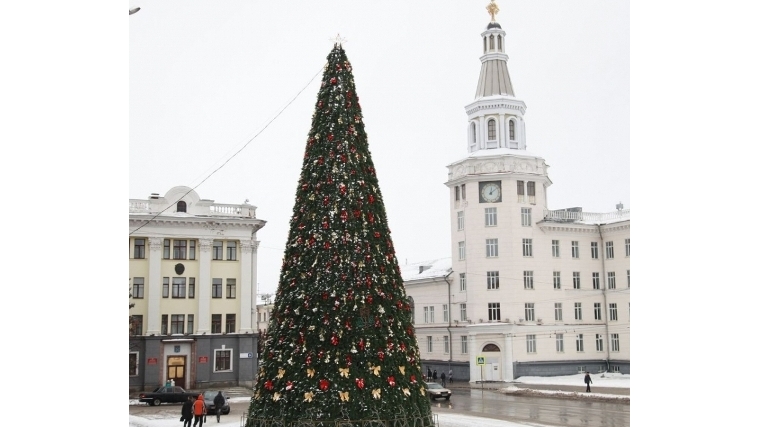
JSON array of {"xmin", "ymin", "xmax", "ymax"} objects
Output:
[
  {"xmin": 427, "ymin": 368, "xmax": 432, "ymax": 382},
  {"xmin": 441, "ymin": 372, "xmax": 446, "ymax": 387},
  {"xmin": 584, "ymin": 371, "xmax": 592, "ymax": 393},
  {"xmin": 448, "ymin": 369, "xmax": 453, "ymax": 384},
  {"xmin": 181, "ymin": 396, "xmax": 194, "ymax": 427},
  {"xmin": 193, "ymin": 394, "xmax": 207, "ymax": 427},
  {"xmin": 433, "ymin": 370, "xmax": 438, "ymax": 383},
  {"xmin": 213, "ymin": 391, "xmax": 225, "ymax": 423}
]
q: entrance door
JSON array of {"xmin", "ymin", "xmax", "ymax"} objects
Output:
[{"xmin": 167, "ymin": 356, "xmax": 186, "ymax": 389}]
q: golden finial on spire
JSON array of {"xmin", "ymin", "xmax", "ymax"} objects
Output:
[
  {"xmin": 330, "ymin": 33, "xmax": 348, "ymax": 46},
  {"xmin": 486, "ymin": 1, "xmax": 500, "ymax": 22}
]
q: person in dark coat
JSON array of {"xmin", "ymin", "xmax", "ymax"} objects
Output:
[
  {"xmin": 433, "ymin": 370, "xmax": 438, "ymax": 382},
  {"xmin": 213, "ymin": 391, "xmax": 225, "ymax": 423},
  {"xmin": 441, "ymin": 372, "xmax": 446, "ymax": 387},
  {"xmin": 427, "ymin": 368, "xmax": 432, "ymax": 382},
  {"xmin": 584, "ymin": 372, "xmax": 592, "ymax": 392},
  {"xmin": 181, "ymin": 396, "xmax": 194, "ymax": 427}
]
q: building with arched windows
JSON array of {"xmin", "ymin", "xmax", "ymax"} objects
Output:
[
  {"xmin": 403, "ymin": 5, "xmax": 629, "ymax": 382},
  {"xmin": 129, "ymin": 186, "xmax": 266, "ymax": 391}
]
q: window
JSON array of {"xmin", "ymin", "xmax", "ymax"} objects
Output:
[
  {"xmin": 132, "ymin": 277, "xmax": 144, "ymax": 299},
  {"xmin": 459, "ymin": 273, "xmax": 466, "ymax": 291},
  {"xmin": 576, "ymin": 334, "xmax": 584, "ymax": 352},
  {"xmin": 458, "ymin": 241, "xmax": 466, "ymax": 260},
  {"xmin": 487, "ymin": 271, "xmax": 500, "ymax": 289},
  {"xmin": 443, "ymin": 304, "xmax": 449, "ymax": 322},
  {"xmin": 573, "ymin": 272, "xmax": 581, "ymax": 289},
  {"xmin": 457, "ymin": 211, "xmax": 464, "ymax": 230},
  {"xmin": 488, "ymin": 303, "xmax": 501, "ymax": 321},
  {"xmin": 591, "ymin": 242, "xmax": 599, "ymax": 259},
  {"xmin": 509, "ymin": 120, "xmax": 515, "ymax": 140},
  {"xmin": 553, "ymin": 271, "xmax": 561, "ymax": 289},
  {"xmin": 627, "ymin": 270, "xmax": 630, "ymax": 288},
  {"xmin": 212, "ymin": 278, "xmax": 223, "ymax": 298},
  {"xmin": 489, "ymin": 34, "xmax": 494, "ymax": 50},
  {"xmin": 611, "ymin": 333, "xmax": 620, "ymax": 352},
  {"xmin": 443, "ymin": 336, "xmax": 450, "ymax": 354},
  {"xmin": 607, "ymin": 272, "xmax": 616, "ymax": 289},
  {"xmin": 488, "ymin": 119, "xmax": 496, "ymax": 140},
  {"xmin": 523, "ymin": 271, "xmax": 534, "ymax": 289},
  {"xmin": 521, "ymin": 208, "xmax": 531, "ymax": 226},
  {"xmin": 424, "ymin": 306, "xmax": 435, "ymax": 323},
  {"xmin": 130, "ymin": 315, "xmax": 143, "ymax": 336},
  {"xmin": 214, "ymin": 348, "xmax": 232, "ymax": 371},
  {"xmin": 162, "ymin": 277, "xmax": 169, "ymax": 298},
  {"xmin": 455, "ymin": 186, "xmax": 460, "ymax": 201},
  {"xmin": 227, "ymin": 241, "xmax": 237, "ymax": 261},
  {"xmin": 552, "ymin": 240, "xmax": 560, "ymax": 257},
  {"xmin": 517, "ymin": 181, "xmax": 525, "ymax": 202},
  {"xmin": 524, "ymin": 303, "xmax": 535, "ymax": 321},
  {"xmin": 187, "ymin": 314, "xmax": 194, "ymax": 334},
  {"xmin": 522, "ymin": 238, "xmax": 532, "ymax": 257},
  {"xmin": 427, "ymin": 336, "xmax": 433, "ymax": 353},
  {"xmin": 594, "ymin": 303, "xmax": 602, "ymax": 320},
  {"xmin": 177, "ymin": 201, "xmax": 187, "ymax": 212},
  {"xmin": 188, "ymin": 278, "xmax": 195, "ymax": 299},
  {"xmin": 129, "ymin": 352, "xmax": 139, "ymax": 376},
  {"xmin": 592, "ymin": 272, "xmax": 600, "ymax": 290},
  {"xmin": 189, "ymin": 240, "xmax": 196, "ymax": 260},
  {"xmin": 163, "ymin": 239, "xmax": 171, "ymax": 259},
  {"xmin": 527, "ymin": 181, "xmax": 535, "ymax": 203},
  {"xmin": 609, "ymin": 303, "xmax": 618, "ymax": 321},
  {"xmin": 526, "ymin": 335, "xmax": 536, "ymax": 353},
  {"xmin": 606, "ymin": 241, "xmax": 614, "ymax": 259},
  {"xmin": 226, "ymin": 279, "xmax": 236, "ymax": 299},
  {"xmin": 485, "ymin": 208, "xmax": 497, "ymax": 226},
  {"xmin": 498, "ymin": 35, "xmax": 502, "ymax": 51},
  {"xmin": 612, "ymin": 365, "xmax": 620, "ymax": 373},
  {"xmin": 625, "ymin": 238, "xmax": 630, "ymax": 257},
  {"xmin": 213, "ymin": 241, "xmax": 223, "ymax": 260},
  {"xmin": 574, "ymin": 303, "xmax": 582, "ymax": 320},
  {"xmin": 486, "ymin": 239, "xmax": 498, "ymax": 257},
  {"xmin": 571, "ymin": 241, "xmax": 579, "ymax": 258},
  {"xmin": 226, "ymin": 314, "xmax": 236, "ymax": 333},
  {"xmin": 461, "ymin": 336, "xmax": 468, "ymax": 354},
  {"xmin": 172, "ymin": 278, "xmax": 186, "ymax": 298},
  {"xmin": 134, "ymin": 239, "xmax": 145, "ymax": 259},
  {"xmin": 173, "ymin": 240, "xmax": 187, "ymax": 260},
  {"xmin": 556, "ymin": 334, "xmax": 564, "ymax": 352},
  {"xmin": 211, "ymin": 314, "xmax": 222, "ymax": 334},
  {"xmin": 161, "ymin": 314, "xmax": 168, "ymax": 335},
  {"xmin": 461, "ymin": 184, "xmax": 466, "ymax": 200},
  {"xmin": 554, "ymin": 303, "xmax": 563, "ymax": 321},
  {"xmin": 171, "ymin": 314, "xmax": 185, "ymax": 334},
  {"xmin": 460, "ymin": 304, "xmax": 467, "ymax": 321},
  {"xmin": 596, "ymin": 334, "xmax": 604, "ymax": 352},
  {"xmin": 470, "ymin": 122, "xmax": 477, "ymax": 147}
]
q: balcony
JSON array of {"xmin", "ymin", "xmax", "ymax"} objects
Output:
[{"xmin": 543, "ymin": 208, "xmax": 629, "ymax": 224}]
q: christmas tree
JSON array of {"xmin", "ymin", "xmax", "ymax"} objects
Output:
[{"xmin": 246, "ymin": 44, "xmax": 434, "ymax": 426}]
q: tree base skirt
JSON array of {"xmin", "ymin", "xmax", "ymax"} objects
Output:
[{"xmin": 245, "ymin": 413, "xmax": 438, "ymax": 427}]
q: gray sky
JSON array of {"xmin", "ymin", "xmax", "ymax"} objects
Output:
[{"xmin": 129, "ymin": 0, "xmax": 630, "ymax": 295}]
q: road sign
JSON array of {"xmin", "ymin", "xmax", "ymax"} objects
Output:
[{"xmin": 476, "ymin": 355, "xmax": 485, "ymax": 366}]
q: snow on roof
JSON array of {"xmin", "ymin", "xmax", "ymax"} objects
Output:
[{"xmin": 400, "ymin": 258, "xmax": 452, "ymax": 282}]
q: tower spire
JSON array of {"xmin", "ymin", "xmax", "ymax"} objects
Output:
[{"xmin": 486, "ymin": 0, "xmax": 500, "ymax": 22}]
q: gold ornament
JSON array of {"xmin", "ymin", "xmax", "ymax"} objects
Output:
[
  {"xmin": 273, "ymin": 392, "xmax": 281, "ymax": 401},
  {"xmin": 420, "ymin": 386, "xmax": 426, "ymax": 396},
  {"xmin": 307, "ymin": 368, "xmax": 315, "ymax": 378},
  {"xmin": 403, "ymin": 387, "xmax": 411, "ymax": 396},
  {"xmin": 372, "ymin": 388, "xmax": 382, "ymax": 399},
  {"xmin": 399, "ymin": 366, "xmax": 405, "ymax": 375},
  {"xmin": 486, "ymin": 0, "xmax": 499, "ymax": 22},
  {"xmin": 370, "ymin": 365, "xmax": 381, "ymax": 376},
  {"xmin": 339, "ymin": 391, "xmax": 350, "ymax": 402},
  {"xmin": 277, "ymin": 368, "xmax": 286, "ymax": 379},
  {"xmin": 304, "ymin": 391, "xmax": 314, "ymax": 402},
  {"xmin": 339, "ymin": 367, "xmax": 350, "ymax": 378}
]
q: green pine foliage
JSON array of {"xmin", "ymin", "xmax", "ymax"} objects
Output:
[{"xmin": 247, "ymin": 45, "xmax": 433, "ymax": 425}]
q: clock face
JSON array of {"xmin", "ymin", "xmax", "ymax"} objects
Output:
[{"xmin": 480, "ymin": 182, "xmax": 501, "ymax": 203}]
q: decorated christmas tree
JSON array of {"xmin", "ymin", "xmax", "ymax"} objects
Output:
[{"xmin": 246, "ymin": 44, "xmax": 433, "ymax": 426}]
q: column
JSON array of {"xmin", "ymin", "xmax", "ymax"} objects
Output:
[
  {"xmin": 146, "ymin": 237, "xmax": 163, "ymax": 335},
  {"xmin": 197, "ymin": 238, "xmax": 213, "ymax": 334},
  {"xmin": 498, "ymin": 113, "xmax": 506, "ymax": 148},
  {"xmin": 239, "ymin": 239, "xmax": 259, "ymax": 333},
  {"xmin": 503, "ymin": 332, "xmax": 515, "ymax": 381},
  {"xmin": 468, "ymin": 333, "xmax": 478, "ymax": 383}
]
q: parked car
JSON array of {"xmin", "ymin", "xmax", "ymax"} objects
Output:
[
  {"xmin": 425, "ymin": 382, "xmax": 451, "ymax": 400},
  {"xmin": 203, "ymin": 390, "xmax": 231, "ymax": 415},
  {"xmin": 138, "ymin": 386, "xmax": 198, "ymax": 406}
]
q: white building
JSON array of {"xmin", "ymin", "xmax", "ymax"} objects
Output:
[
  {"xmin": 129, "ymin": 186, "xmax": 266, "ymax": 390},
  {"xmin": 403, "ymin": 8, "xmax": 630, "ymax": 383}
]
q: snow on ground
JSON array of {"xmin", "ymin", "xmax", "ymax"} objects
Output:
[{"xmin": 512, "ymin": 372, "xmax": 629, "ymax": 388}]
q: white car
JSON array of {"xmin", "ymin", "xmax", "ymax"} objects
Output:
[{"xmin": 425, "ymin": 382, "xmax": 451, "ymax": 400}]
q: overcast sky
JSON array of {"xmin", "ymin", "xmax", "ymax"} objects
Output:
[{"xmin": 129, "ymin": 0, "xmax": 630, "ymax": 295}]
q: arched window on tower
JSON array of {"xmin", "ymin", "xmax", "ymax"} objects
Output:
[
  {"xmin": 470, "ymin": 122, "xmax": 477, "ymax": 150},
  {"xmin": 177, "ymin": 201, "xmax": 187, "ymax": 213},
  {"xmin": 509, "ymin": 120, "xmax": 515, "ymax": 140},
  {"xmin": 488, "ymin": 119, "xmax": 496, "ymax": 140},
  {"xmin": 483, "ymin": 37, "xmax": 487, "ymax": 54},
  {"xmin": 498, "ymin": 35, "xmax": 502, "ymax": 51},
  {"xmin": 489, "ymin": 35, "xmax": 494, "ymax": 50}
]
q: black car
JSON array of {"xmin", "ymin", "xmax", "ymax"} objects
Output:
[
  {"xmin": 203, "ymin": 390, "xmax": 230, "ymax": 415},
  {"xmin": 425, "ymin": 382, "xmax": 451, "ymax": 400}
]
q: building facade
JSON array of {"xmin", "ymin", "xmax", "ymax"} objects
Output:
[
  {"xmin": 129, "ymin": 186, "xmax": 266, "ymax": 391},
  {"xmin": 404, "ymin": 7, "xmax": 630, "ymax": 382}
]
